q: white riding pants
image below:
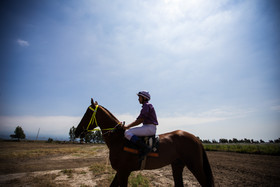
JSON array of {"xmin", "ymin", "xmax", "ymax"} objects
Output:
[{"xmin": 124, "ymin": 124, "xmax": 157, "ymax": 140}]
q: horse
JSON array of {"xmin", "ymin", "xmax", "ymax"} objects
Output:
[{"xmin": 75, "ymin": 98, "xmax": 214, "ymax": 187}]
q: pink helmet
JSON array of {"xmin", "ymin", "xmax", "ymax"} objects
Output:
[{"xmin": 137, "ymin": 91, "xmax": 151, "ymax": 101}]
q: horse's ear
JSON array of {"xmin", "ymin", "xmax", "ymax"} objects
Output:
[{"xmin": 91, "ymin": 98, "xmax": 98, "ymax": 106}]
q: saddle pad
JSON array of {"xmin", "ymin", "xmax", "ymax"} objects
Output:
[
  {"xmin": 123, "ymin": 136, "xmax": 159, "ymax": 157},
  {"xmin": 123, "ymin": 146, "xmax": 159, "ymax": 157}
]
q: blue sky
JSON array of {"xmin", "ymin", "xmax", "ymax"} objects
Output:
[{"xmin": 0, "ymin": 0, "xmax": 279, "ymax": 141}]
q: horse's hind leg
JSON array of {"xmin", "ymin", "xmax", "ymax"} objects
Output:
[
  {"xmin": 171, "ymin": 159, "xmax": 185, "ymax": 187},
  {"xmin": 185, "ymin": 156, "xmax": 209, "ymax": 187}
]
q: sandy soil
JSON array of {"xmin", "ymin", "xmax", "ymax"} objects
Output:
[{"xmin": 0, "ymin": 142, "xmax": 279, "ymax": 186}]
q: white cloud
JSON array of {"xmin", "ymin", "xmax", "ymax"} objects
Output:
[
  {"xmin": 108, "ymin": 0, "xmax": 236, "ymax": 54},
  {"xmin": 17, "ymin": 39, "xmax": 29, "ymax": 47},
  {"xmin": 271, "ymin": 105, "xmax": 280, "ymax": 112},
  {"xmin": 0, "ymin": 105, "xmax": 271, "ymax": 141},
  {"xmin": 0, "ymin": 106, "xmax": 246, "ymax": 138},
  {"xmin": 116, "ymin": 106, "xmax": 250, "ymax": 135}
]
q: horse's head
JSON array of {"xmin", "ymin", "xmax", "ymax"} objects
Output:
[
  {"xmin": 75, "ymin": 98, "xmax": 122, "ymax": 139},
  {"xmin": 75, "ymin": 98, "xmax": 99, "ymax": 138}
]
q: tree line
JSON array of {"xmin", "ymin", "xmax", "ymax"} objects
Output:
[
  {"xmin": 8, "ymin": 126, "xmax": 280, "ymax": 144},
  {"xmin": 8, "ymin": 126, "xmax": 104, "ymax": 143},
  {"xmin": 198, "ymin": 137, "xmax": 280, "ymax": 144}
]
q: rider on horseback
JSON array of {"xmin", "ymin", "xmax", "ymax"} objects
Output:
[{"xmin": 123, "ymin": 91, "xmax": 158, "ymax": 158}]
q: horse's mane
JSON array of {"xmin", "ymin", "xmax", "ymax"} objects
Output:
[{"xmin": 99, "ymin": 105, "xmax": 120, "ymax": 123}]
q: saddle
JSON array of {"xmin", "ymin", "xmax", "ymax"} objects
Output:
[{"xmin": 123, "ymin": 135, "xmax": 159, "ymax": 157}]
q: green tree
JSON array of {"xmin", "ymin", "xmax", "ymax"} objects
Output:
[
  {"xmin": 85, "ymin": 131, "xmax": 94, "ymax": 143},
  {"xmin": 232, "ymin": 138, "xmax": 238, "ymax": 143},
  {"xmin": 274, "ymin": 138, "xmax": 280, "ymax": 143},
  {"xmin": 10, "ymin": 126, "xmax": 26, "ymax": 141},
  {"xmin": 212, "ymin": 139, "xmax": 218, "ymax": 143},
  {"xmin": 69, "ymin": 126, "xmax": 76, "ymax": 142},
  {"xmin": 92, "ymin": 130, "xmax": 103, "ymax": 143},
  {"xmin": 219, "ymin": 138, "xmax": 228, "ymax": 143}
]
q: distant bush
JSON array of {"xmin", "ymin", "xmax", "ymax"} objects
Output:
[
  {"xmin": 203, "ymin": 144, "xmax": 280, "ymax": 156},
  {"xmin": 212, "ymin": 139, "xmax": 218, "ymax": 143},
  {"xmin": 47, "ymin": 138, "xmax": 54, "ymax": 143},
  {"xmin": 202, "ymin": 139, "xmax": 211, "ymax": 143},
  {"xmin": 200, "ymin": 138, "xmax": 280, "ymax": 144},
  {"xmin": 219, "ymin": 138, "xmax": 228, "ymax": 143},
  {"xmin": 273, "ymin": 138, "xmax": 280, "ymax": 143}
]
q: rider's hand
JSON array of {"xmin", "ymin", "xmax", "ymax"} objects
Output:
[{"xmin": 121, "ymin": 121, "xmax": 128, "ymax": 130}]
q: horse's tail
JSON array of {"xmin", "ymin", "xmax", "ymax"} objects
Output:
[{"xmin": 202, "ymin": 148, "xmax": 215, "ymax": 187}]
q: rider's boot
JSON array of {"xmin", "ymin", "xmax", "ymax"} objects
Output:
[{"xmin": 131, "ymin": 135, "xmax": 152, "ymax": 160}]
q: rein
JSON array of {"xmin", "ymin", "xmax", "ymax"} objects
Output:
[{"xmin": 86, "ymin": 105, "xmax": 120, "ymax": 134}]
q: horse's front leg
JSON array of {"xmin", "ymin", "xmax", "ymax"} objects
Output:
[
  {"xmin": 110, "ymin": 172, "xmax": 119, "ymax": 187},
  {"xmin": 110, "ymin": 171, "xmax": 131, "ymax": 187}
]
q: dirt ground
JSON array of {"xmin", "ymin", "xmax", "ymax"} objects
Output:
[{"xmin": 0, "ymin": 141, "xmax": 280, "ymax": 186}]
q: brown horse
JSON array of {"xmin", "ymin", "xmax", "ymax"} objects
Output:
[{"xmin": 75, "ymin": 99, "xmax": 214, "ymax": 187}]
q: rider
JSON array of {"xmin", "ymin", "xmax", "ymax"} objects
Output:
[{"xmin": 123, "ymin": 91, "xmax": 158, "ymax": 157}]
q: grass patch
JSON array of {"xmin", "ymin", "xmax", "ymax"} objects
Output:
[
  {"xmin": 8, "ymin": 147, "xmax": 81, "ymax": 159},
  {"xmin": 96, "ymin": 174, "xmax": 116, "ymax": 187},
  {"xmin": 95, "ymin": 171, "xmax": 151, "ymax": 187},
  {"xmin": 203, "ymin": 143, "xmax": 280, "ymax": 155},
  {"xmin": 89, "ymin": 163, "xmax": 150, "ymax": 186},
  {"xmin": 6, "ymin": 174, "xmax": 67, "ymax": 187},
  {"xmin": 128, "ymin": 173, "xmax": 150, "ymax": 187},
  {"xmin": 61, "ymin": 169, "xmax": 74, "ymax": 178},
  {"xmin": 0, "ymin": 142, "xmax": 105, "ymax": 160},
  {"xmin": 89, "ymin": 162, "xmax": 114, "ymax": 176},
  {"xmin": 79, "ymin": 170, "xmax": 87, "ymax": 175},
  {"xmin": 80, "ymin": 184, "xmax": 90, "ymax": 187},
  {"xmin": 90, "ymin": 163, "xmax": 115, "ymax": 187}
]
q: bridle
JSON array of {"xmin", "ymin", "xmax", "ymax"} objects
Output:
[{"xmin": 85, "ymin": 105, "xmax": 122, "ymax": 135}]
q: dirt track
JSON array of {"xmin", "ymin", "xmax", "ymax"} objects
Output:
[{"xmin": 0, "ymin": 142, "xmax": 279, "ymax": 186}]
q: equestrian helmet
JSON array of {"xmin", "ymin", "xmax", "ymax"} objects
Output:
[{"xmin": 137, "ymin": 91, "xmax": 151, "ymax": 101}]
